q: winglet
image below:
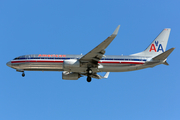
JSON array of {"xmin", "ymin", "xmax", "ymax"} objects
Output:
[
  {"xmin": 89, "ymin": 72, "xmax": 110, "ymax": 79},
  {"xmin": 103, "ymin": 72, "xmax": 110, "ymax": 79},
  {"xmin": 112, "ymin": 25, "xmax": 120, "ymax": 36}
]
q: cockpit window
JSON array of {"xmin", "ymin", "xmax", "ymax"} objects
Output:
[{"xmin": 13, "ymin": 57, "xmax": 20, "ymax": 60}]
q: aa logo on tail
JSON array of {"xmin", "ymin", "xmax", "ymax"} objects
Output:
[{"xmin": 149, "ymin": 41, "xmax": 164, "ymax": 52}]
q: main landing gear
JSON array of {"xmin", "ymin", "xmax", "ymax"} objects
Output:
[
  {"xmin": 22, "ymin": 72, "xmax": 25, "ymax": 77},
  {"xmin": 86, "ymin": 68, "xmax": 92, "ymax": 82}
]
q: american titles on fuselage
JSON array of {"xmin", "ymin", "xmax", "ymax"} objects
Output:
[{"xmin": 38, "ymin": 54, "xmax": 66, "ymax": 57}]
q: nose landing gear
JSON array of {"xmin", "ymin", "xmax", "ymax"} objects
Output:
[{"xmin": 22, "ymin": 72, "xmax": 25, "ymax": 77}]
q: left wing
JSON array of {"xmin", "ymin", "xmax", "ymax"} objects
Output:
[
  {"xmin": 80, "ymin": 25, "xmax": 120, "ymax": 66},
  {"xmin": 82, "ymin": 72, "xmax": 110, "ymax": 79}
]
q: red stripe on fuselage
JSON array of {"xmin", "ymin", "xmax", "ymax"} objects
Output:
[
  {"xmin": 11, "ymin": 60, "xmax": 144, "ymax": 64},
  {"xmin": 11, "ymin": 60, "xmax": 63, "ymax": 63}
]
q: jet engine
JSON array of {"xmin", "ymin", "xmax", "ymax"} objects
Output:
[
  {"xmin": 62, "ymin": 71, "xmax": 80, "ymax": 80},
  {"xmin": 63, "ymin": 59, "xmax": 80, "ymax": 69}
]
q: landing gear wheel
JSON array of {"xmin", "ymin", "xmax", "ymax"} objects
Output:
[
  {"xmin": 86, "ymin": 68, "xmax": 92, "ymax": 82},
  {"xmin": 22, "ymin": 72, "xmax": 25, "ymax": 77},
  {"xmin": 87, "ymin": 76, "xmax": 91, "ymax": 82}
]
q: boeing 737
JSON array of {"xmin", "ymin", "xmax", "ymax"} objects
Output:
[{"xmin": 6, "ymin": 25, "xmax": 175, "ymax": 82}]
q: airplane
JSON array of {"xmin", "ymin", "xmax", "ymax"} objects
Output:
[{"xmin": 6, "ymin": 25, "xmax": 175, "ymax": 82}]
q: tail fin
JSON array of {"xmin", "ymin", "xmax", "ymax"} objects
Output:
[{"xmin": 131, "ymin": 28, "xmax": 171, "ymax": 57}]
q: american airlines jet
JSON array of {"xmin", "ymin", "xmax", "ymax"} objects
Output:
[{"xmin": 6, "ymin": 25, "xmax": 174, "ymax": 82}]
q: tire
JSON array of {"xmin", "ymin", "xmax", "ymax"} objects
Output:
[{"xmin": 87, "ymin": 76, "xmax": 91, "ymax": 82}]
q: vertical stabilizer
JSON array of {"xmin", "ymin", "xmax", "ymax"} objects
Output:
[{"xmin": 131, "ymin": 28, "xmax": 171, "ymax": 57}]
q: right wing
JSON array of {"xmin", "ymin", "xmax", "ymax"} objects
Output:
[{"xmin": 80, "ymin": 25, "xmax": 120, "ymax": 66}]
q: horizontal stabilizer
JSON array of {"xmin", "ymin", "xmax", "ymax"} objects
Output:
[
  {"xmin": 153, "ymin": 47, "xmax": 175, "ymax": 60},
  {"xmin": 163, "ymin": 61, "xmax": 169, "ymax": 65}
]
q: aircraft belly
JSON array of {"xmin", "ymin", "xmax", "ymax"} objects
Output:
[{"xmin": 13, "ymin": 62, "xmax": 63, "ymax": 71}]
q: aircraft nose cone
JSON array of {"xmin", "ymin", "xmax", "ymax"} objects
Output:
[{"xmin": 6, "ymin": 61, "xmax": 11, "ymax": 67}]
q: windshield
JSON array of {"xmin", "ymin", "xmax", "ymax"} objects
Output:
[{"xmin": 13, "ymin": 57, "xmax": 20, "ymax": 60}]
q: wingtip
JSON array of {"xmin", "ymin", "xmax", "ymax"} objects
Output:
[{"xmin": 112, "ymin": 25, "xmax": 120, "ymax": 35}]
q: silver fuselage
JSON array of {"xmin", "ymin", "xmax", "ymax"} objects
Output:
[{"xmin": 6, "ymin": 54, "xmax": 160, "ymax": 73}]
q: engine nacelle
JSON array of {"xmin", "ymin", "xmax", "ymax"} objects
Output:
[
  {"xmin": 62, "ymin": 71, "xmax": 80, "ymax": 80},
  {"xmin": 63, "ymin": 59, "xmax": 80, "ymax": 69}
]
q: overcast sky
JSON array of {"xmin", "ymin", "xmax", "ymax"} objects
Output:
[{"xmin": 0, "ymin": 0, "xmax": 180, "ymax": 120}]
